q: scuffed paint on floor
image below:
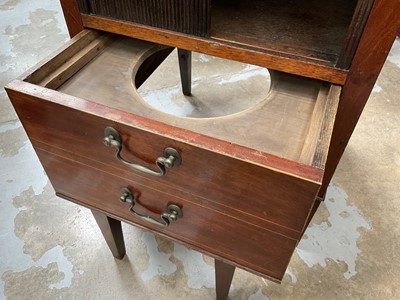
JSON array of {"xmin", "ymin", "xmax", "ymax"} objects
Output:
[
  {"xmin": 372, "ymin": 84, "xmax": 383, "ymax": 93},
  {"xmin": 138, "ymin": 51, "xmax": 270, "ymax": 118},
  {"xmin": 296, "ymin": 183, "xmax": 372, "ymax": 279},
  {"xmin": 1, "ymin": 0, "xmax": 399, "ymax": 299},
  {"xmin": 170, "ymin": 244, "xmax": 215, "ymax": 289},
  {"xmin": 141, "ymin": 232, "xmax": 215, "ymax": 289},
  {"xmin": 0, "ymin": 0, "xmax": 67, "ymax": 75},
  {"xmin": 387, "ymin": 38, "xmax": 400, "ymax": 67},
  {"xmin": 217, "ymin": 64, "xmax": 269, "ymax": 85},
  {"xmin": 285, "ymin": 268, "xmax": 297, "ymax": 284},
  {"xmin": 0, "ymin": 124, "xmax": 74, "ymax": 295},
  {"xmin": 248, "ymin": 288, "xmax": 269, "ymax": 300},
  {"xmin": 140, "ymin": 232, "xmax": 177, "ymax": 281}
]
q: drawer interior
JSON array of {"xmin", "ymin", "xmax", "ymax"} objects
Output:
[
  {"xmin": 22, "ymin": 30, "xmax": 340, "ymax": 169},
  {"xmin": 7, "ymin": 29, "xmax": 339, "ymax": 241}
]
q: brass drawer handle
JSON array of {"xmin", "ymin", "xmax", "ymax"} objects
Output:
[
  {"xmin": 103, "ymin": 127, "xmax": 181, "ymax": 176},
  {"xmin": 119, "ymin": 187, "xmax": 183, "ymax": 227}
]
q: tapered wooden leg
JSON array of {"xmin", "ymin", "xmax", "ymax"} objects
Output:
[
  {"xmin": 178, "ymin": 49, "xmax": 192, "ymax": 96},
  {"xmin": 91, "ymin": 210, "xmax": 126, "ymax": 259},
  {"xmin": 215, "ymin": 259, "xmax": 235, "ymax": 300},
  {"xmin": 301, "ymin": 195, "xmax": 324, "ymax": 237}
]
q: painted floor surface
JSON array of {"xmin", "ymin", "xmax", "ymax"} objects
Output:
[{"xmin": 1, "ymin": 1, "xmax": 400, "ymax": 299}]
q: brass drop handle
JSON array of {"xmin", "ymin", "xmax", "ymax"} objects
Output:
[
  {"xmin": 119, "ymin": 187, "xmax": 183, "ymax": 227},
  {"xmin": 103, "ymin": 127, "xmax": 181, "ymax": 176}
]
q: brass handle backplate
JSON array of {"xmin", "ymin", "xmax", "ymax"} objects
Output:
[
  {"xmin": 119, "ymin": 187, "xmax": 183, "ymax": 227},
  {"xmin": 103, "ymin": 126, "xmax": 181, "ymax": 176}
]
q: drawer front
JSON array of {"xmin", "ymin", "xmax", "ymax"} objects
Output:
[
  {"xmin": 76, "ymin": 0, "xmax": 210, "ymax": 37},
  {"xmin": 36, "ymin": 148, "xmax": 297, "ymax": 281},
  {"xmin": 6, "ymin": 84, "xmax": 320, "ymax": 239}
]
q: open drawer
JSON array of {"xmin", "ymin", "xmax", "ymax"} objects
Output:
[{"xmin": 6, "ymin": 29, "xmax": 340, "ymax": 280}]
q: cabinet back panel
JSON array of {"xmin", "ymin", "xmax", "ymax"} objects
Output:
[{"xmin": 76, "ymin": 0, "xmax": 210, "ymax": 36}]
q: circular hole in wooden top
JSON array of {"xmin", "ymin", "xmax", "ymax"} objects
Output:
[{"xmin": 136, "ymin": 50, "xmax": 271, "ymax": 119}]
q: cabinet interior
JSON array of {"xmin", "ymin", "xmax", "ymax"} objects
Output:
[
  {"xmin": 210, "ymin": 0, "xmax": 358, "ymax": 67},
  {"xmin": 77, "ymin": 0, "xmax": 373, "ymax": 70}
]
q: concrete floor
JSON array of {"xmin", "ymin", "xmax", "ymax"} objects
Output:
[{"xmin": 1, "ymin": 0, "xmax": 399, "ymax": 299}]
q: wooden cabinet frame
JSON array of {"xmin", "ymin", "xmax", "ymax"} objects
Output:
[{"xmin": 47, "ymin": 0, "xmax": 400, "ymax": 298}]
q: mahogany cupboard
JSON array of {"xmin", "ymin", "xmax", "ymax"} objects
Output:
[{"xmin": 5, "ymin": 0, "xmax": 399, "ymax": 299}]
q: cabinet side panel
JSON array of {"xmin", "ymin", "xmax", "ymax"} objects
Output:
[
  {"xmin": 60, "ymin": 0, "xmax": 84, "ymax": 37},
  {"xmin": 336, "ymin": 0, "xmax": 375, "ymax": 69},
  {"xmin": 320, "ymin": 0, "xmax": 400, "ymax": 196}
]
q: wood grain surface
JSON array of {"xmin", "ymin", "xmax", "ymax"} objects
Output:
[
  {"xmin": 76, "ymin": 0, "xmax": 210, "ymax": 36},
  {"xmin": 6, "ymin": 81, "xmax": 323, "ymax": 238},
  {"xmin": 336, "ymin": 0, "xmax": 375, "ymax": 69},
  {"xmin": 215, "ymin": 259, "xmax": 236, "ymax": 300},
  {"xmin": 320, "ymin": 0, "xmax": 400, "ymax": 196},
  {"xmin": 7, "ymin": 0, "xmax": 398, "ymax": 295},
  {"xmin": 211, "ymin": 0, "xmax": 356, "ymax": 66},
  {"xmin": 36, "ymin": 148, "xmax": 297, "ymax": 281},
  {"xmin": 91, "ymin": 210, "xmax": 126, "ymax": 259},
  {"xmin": 60, "ymin": 0, "xmax": 84, "ymax": 37},
  {"xmin": 52, "ymin": 36, "xmax": 331, "ymax": 163},
  {"xmin": 81, "ymin": 14, "xmax": 348, "ymax": 84}
]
